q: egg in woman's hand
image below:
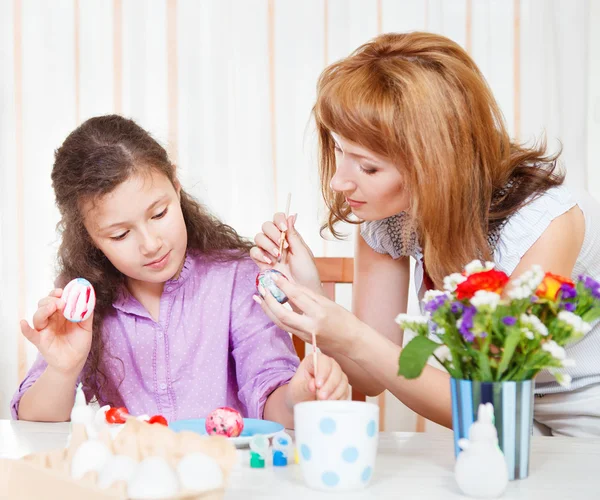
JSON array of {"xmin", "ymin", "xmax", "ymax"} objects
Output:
[
  {"xmin": 70, "ymin": 440, "xmax": 112, "ymax": 479},
  {"xmin": 97, "ymin": 454, "xmax": 137, "ymax": 489},
  {"xmin": 127, "ymin": 456, "xmax": 179, "ymax": 499},
  {"xmin": 256, "ymin": 269, "xmax": 289, "ymax": 304},
  {"xmin": 177, "ymin": 452, "xmax": 223, "ymax": 492}
]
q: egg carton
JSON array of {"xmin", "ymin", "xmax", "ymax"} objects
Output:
[{"xmin": 0, "ymin": 418, "xmax": 237, "ymax": 500}]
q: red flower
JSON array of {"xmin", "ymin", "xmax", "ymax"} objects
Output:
[
  {"xmin": 536, "ymin": 272, "xmax": 575, "ymax": 301},
  {"xmin": 455, "ymin": 269, "xmax": 510, "ymax": 300}
]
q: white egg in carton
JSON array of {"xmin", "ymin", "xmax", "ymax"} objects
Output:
[{"xmin": 0, "ymin": 417, "xmax": 237, "ymax": 500}]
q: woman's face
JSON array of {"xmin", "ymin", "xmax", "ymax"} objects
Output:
[{"xmin": 329, "ymin": 133, "xmax": 410, "ymax": 220}]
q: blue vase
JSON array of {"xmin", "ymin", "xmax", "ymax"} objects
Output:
[{"xmin": 450, "ymin": 378, "xmax": 534, "ymax": 480}]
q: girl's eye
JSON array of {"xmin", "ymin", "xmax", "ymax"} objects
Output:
[
  {"xmin": 333, "ymin": 144, "xmax": 342, "ymax": 153},
  {"xmin": 152, "ymin": 208, "xmax": 168, "ymax": 220},
  {"xmin": 111, "ymin": 231, "xmax": 129, "ymax": 241}
]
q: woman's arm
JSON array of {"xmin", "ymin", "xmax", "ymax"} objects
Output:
[
  {"xmin": 510, "ymin": 205, "xmax": 585, "ymax": 281},
  {"xmin": 319, "ymin": 233, "xmax": 411, "ymax": 396}
]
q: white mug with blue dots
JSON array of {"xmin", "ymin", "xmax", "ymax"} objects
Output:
[{"xmin": 294, "ymin": 401, "xmax": 379, "ymax": 491}]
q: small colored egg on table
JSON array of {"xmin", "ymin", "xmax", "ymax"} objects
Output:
[
  {"xmin": 205, "ymin": 407, "xmax": 244, "ymax": 437},
  {"xmin": 256, "ymin": 269, "xmax": 288, "ymax": 304},
  {"xmin": 62, "ymin": 278, "xmax": 96, "ymax": 322}
]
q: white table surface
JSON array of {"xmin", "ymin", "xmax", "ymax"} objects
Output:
[{"xmin": 1, "ymin": 420, "xmax": 599, "ymax": 499}]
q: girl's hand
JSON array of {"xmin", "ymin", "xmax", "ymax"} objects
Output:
[
  {"xmin": 287, "ymin": 352, "xmax": 349, "ymax": 406},
  {"xmin": 20, "ymin": 288, "xmax": 94, "ymax": 375},
  {"xmin": 250, "ymin": 213, "xmax": 323, "ymax": 295},
  {"xmin": 254, "ymin": 276, "xmax": 365, "ymax": 358}
]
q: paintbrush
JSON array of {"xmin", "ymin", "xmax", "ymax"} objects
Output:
[{"xmin": 277, "ymin": 193, "xmax": 291, "ymax": 263}]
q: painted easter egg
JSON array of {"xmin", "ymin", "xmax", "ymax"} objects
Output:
[
  {"xmin": 205, "ymin": 407, "xmax": 244, "ymax": 437},
  {"xmin": 62, "ymin": 278, "xmax": 96, "ymax": 322},
  {"xmin": 256, "ymin": 269, "xmax": 288, "ymax": 304}
]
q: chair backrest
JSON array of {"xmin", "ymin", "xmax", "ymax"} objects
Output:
[{"xmin": 291, "ymin": 257, "xmax": 366, "ymax": 402}]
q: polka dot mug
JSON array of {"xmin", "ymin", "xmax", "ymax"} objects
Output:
[{"xmin": 294, "ymin": 401, "xmax": 379, "ymax": 491}]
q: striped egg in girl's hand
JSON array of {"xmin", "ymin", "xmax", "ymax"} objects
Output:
[{"xmin": 62, "ymin": 278, "xmax": 96, "ymax": 322}]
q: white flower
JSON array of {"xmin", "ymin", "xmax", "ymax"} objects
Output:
[
  {"xmin": 520, "ymin": 314, "xmax": 549, "ymax": 337},
  {"xmin": 423, "ymin": 290, "xmax": 449, "ymax": 303},
  {"xmin": 443, "ymin": 273, "xmax": 467, "ymax": 292},
  {"xmin": 549, "ymin": 370, "xmax": 572, "ymax": 388},
  {"xmin": 507, "ymin": 265, "xmax": 545, "ymax": 299},
  {"xmin": 507, "ymin": 285, "xmax": 532, "ymax": 300},
  {"xmin": 395, "ymin": 313, "xmax": 429, "ymax": 326},
  {"xmin": 542, "ymin": 340, "xmax": 567, "ymax": 360},
  {"xmin": 521, "ymin": 327, "xmax": 535, "ymax": 340},
  {"xmin": 558, "ymin": 311, "xmax": 592, "ymax": 336},
  {"xmin": 470, "ymin": 290, "xmax": 501, "ymax": 311},
  {"xmin": 464, "ymin": 260, "xmax": 495, "ymax": 276},
  {"xmin": 434, "ymin": 345, "xmax": 452, "ymax": 363}
]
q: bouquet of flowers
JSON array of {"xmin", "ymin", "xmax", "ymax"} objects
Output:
[{"xmin": 397, "ymin": 261, "xmax": 600, "ymax": 386}]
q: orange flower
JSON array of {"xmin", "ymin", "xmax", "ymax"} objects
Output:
[
  {"xmin": 536, "ymin": 272, "xmax": 575, "ymax": 301},
  {"xmin": 455, "ymin": 269, "xmax": 510, "ymax": 300}
]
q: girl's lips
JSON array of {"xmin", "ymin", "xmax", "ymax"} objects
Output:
[{"xmin": 145, "ymin": 251, "xmax": 170, "ymax": 270}]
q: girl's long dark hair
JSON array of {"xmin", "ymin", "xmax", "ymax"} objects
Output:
[{"xmin": 52, "ymin": 114, "xmax": 251, "ymax": 401}]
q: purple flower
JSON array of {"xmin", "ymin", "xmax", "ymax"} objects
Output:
[
  {"xmin": 502, "ymin": 316, "xmax": 517, "ymax": 326},
  {"xmin": 459, "ymin": 306, "xmax": 477, "ymax": 342},
  {"xmin": 563, "ymin": 302, "xmax": 576, "ymax": 312},
  {"xmin": 580, "ymin": 275, "xmax": 600, "ymax": 291},
  {"xmin": 593, "ymin": 287, "xmax": 600, "ymax": 300},
  {"xmin": 424, "ymin": 295, "xmax": 448, "ymax": 313},
  {"xmin": 559, "ymin": 283, "xmax": 577, "ymax": 300},
  {"xmin": 451, "ymin": 302, "xmax": 464, "ymax": 314},
  {"xmin": 530, "ymin": 295, "xmax": 538, "ymax": 303}
]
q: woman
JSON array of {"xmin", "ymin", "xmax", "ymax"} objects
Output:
[{"xmin": 251, "ymin": 32, "xmax": 600, "ymax": 437}]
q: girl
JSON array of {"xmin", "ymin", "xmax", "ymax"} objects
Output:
[
  {"xmin": 11, "ymin": 115, "xmax": 349, "ymax": 426},
  {"xmin": 251, "ymin": 32, "xmax": 600, "ymax": 436}
]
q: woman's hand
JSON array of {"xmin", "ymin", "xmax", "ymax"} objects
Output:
[
  {"xmin": 250, "ymin": 213, "xmax": 323, "ymax": 295},
  {"xmin": 286, "ymin": 352, "xmax": 350, "ymax": 405},
  {"xmin": 20, "ymin": 288, "xmax": 94, "ymax": 375},
  {"xmin": 254, "ymin": 275, "xmax": 365, "ymax": 358}
]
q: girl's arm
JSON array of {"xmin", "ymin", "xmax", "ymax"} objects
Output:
[
  {"xmin": 14, "ymin": 288, "xmax": 92, "ymax": 421},
  {"xmin": 17, "ymin": 361, "xmax": 82, "ymax": 421}
]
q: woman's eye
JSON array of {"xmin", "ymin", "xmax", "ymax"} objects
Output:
[{"xmin": 359, "ymin": 165, "xmax": 377, "ymax": 175}]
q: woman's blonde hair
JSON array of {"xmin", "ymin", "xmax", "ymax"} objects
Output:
[{"xmin": 314, "ymin": 32, "xmax": 562, "ymax": 287}]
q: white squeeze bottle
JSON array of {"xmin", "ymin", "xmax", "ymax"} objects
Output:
[{"xmin": 455, "ymin": 403, "xmax": 509, "ymax": 498}]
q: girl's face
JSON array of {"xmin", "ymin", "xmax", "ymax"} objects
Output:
[
  {"xmin": 330, "ymin": 133, "xmax": 410, "ymax": 220},
  {"xmin": 83, "ymin": 171, "xmax": 188, "ymax": 286}
]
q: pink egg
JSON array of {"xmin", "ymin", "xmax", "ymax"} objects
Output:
[
  {"xmin": 205, "ymin": 407, "xmax": 244, "ymax": 437},
  {"xmin": 62, "ymin": 278, "xmax": 96, "ymax": 322}
]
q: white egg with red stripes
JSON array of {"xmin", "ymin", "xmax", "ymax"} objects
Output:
[{"xmin": 62, "ymin": 278, "xmax": 96, "ymax": 323}]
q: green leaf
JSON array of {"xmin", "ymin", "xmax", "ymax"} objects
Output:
[
  {"xmin": 496, "ymin": 328, "xmax": 522, "ymax": 380},
  {"xmin": 582, "ymin": 308, "xmax": 600, "ymax": 323},
  {"xmin": 476, "ymin": 350, "xmax": 493, "ymax": 381},
  {"xmin": 398, "ymin": 336, "xmax": 440, "ymax": 379}
]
